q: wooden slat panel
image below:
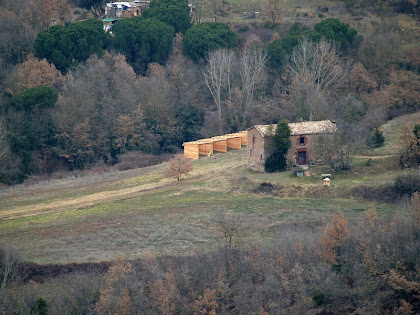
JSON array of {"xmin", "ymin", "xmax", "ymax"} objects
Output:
[
  {"xmin": 183, "ymin": 143, "xmax": 199, "ymax": 159},
  {"xmin": 213, "ymin": 140, "xmax": 227, "ymax": 152},
  {"xmin": 227, "ymin": 137, "xmax": 241, "ymax": 150},
  {"xmin": 199, "ymin": 143, "xmax": 213, "ymax": 156}
]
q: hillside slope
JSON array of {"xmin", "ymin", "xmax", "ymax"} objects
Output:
[{"xmin": 0, "ymin": 143, "xmax": 404, "ymax": 264}]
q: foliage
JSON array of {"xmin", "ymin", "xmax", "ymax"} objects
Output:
[
  {"xmin": 3, "ymin": 87, "xmax": 58, "ymax": 179},
  {"xmin": 34, "ymin": 19, "xmax": 105, "ymax": 72},
  {"xmin": 1, "ymin": 210, "xmax": 419, "ymax": 314},
  {"xmin": 394, "ymin": 173, "xmax": 420, "ymax": 197},
  {"xmin": 263, "ymin": 0, "xmax": 285, "ymax": 23},
  {"xmin": 12, "ymin": 86, "xmax": 58, "ymax": 110},
  {"xmin": 78, "ymin": 0, "xmax": 105, "ymax": 17},
  {"xmin": 266, "ymin": 23, "xmax": 322, "ymax": 71},
  {"xmin": 314, "ymin": 123, "xmax": 365, "ymax": 171},
  {"xmin": 143, "ymin": 0, "xmax": 191, "ymax": 34},
  {"xmin": 175, "ymin": 104, "xmax": 203, "ymax": 142},
  {"xmin": 265, "ymin": 120, "xmax": 291, "ymax": 172},
  {"xmin": 0, "ymin": 247, "xmax": 22, "ymax": 290},
  {"xmin": 149, "ymin": 267, "xmax": 180, "ymax": 314},
  {"xmin": 94, "ymin": 256, "xmax": 133, "ymax": 315},
  {"xmin": 411, "ymin": 191, "xmax": 420, "ymax": 226},
  {"xmin": 182, "ymin": 23, "xmax": 238, "ymax": 63},
  {"xmin": 163, "ymin": 154, "xmax": 193, "ymax": 181},
  {"xmin": 319, "ymin": 211, "xmax": 350, "ymax": 265},
  {"xmin": 267, "ymin": 35, "xmax": 300, "ymax": 70},
  {"xmin": 400, "ymin": 122, "xmax": 420, "ymax": 166},
  {"xmin": 367, "ymin": 128, "xmax": 385, "ymax": 148},
  {"xmin": 29, "ymin": 298, "xmax": 48, "ymax": 315},
  {"xmin": 112, "ymin": 17, "xmax": 174, "ymax": 74},
  {"xmin": 314, "ymin": 18, "xmax": 358, "ymax": 49},
  {"xmin": 16, "ymin": 54, "xmax": 63, "ymax": 92},
  {"xmin": 289, "ymin": 22, "xmax": 321, "ymax": 40}
]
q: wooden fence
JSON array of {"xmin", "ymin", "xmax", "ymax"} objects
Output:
[{"xmin": 183, "ymin": 131, "xmax": 247, "ymax": 159}]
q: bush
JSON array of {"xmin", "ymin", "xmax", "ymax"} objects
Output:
[
  {"xmin": 30, "ymin": 298, "xmax": 48, "ymax": 315},
  {"xmin": 367, "ymin": 128, "xmax": 385, "ymax": 148},
  {"xmin": 394, "ymin": 173, "xmax": 420, "ymax": 197},
  {"xmin": 115, "ymin": 152, "xmax": 173, "ymax": 171},
  {"xmin": 350, "ymin": 184, "xmax": 398, "ymax": 203}
]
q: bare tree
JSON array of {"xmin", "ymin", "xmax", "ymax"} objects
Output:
[
  {"xmin": 0, "ymin": 123, "xmax": 10, "ymax": 175},
  {"xmin": 288, "ymin": 38, "xmax": 352, "ymax": 120},
  {"xmin": 0, "ymin": 247, "xmax": 22, "ymax": 290},
  {"xmin": 264, "ymin": 0, "xmax": 285, "ymax": 23},
  {"xmin": 164, "ymin": 154, "xmax": 193, "ymax": 181},
  {"xmin": 204, "ymin": 47, "xmax": 267, "ymax": 133},
  {"xmin": 203, "ymin": 49, "xmax": 234, "ymax": 134},
  {"xmin": 237, "ymin": 46, "xmax": 267, "ymax": 130},
  {"xmin": 315, "ymin": 122, "xmax": 366, "ymax": 171},
  {"xmin": 215, "ymin": 212, "xmax": 245, "ymax": 253}
]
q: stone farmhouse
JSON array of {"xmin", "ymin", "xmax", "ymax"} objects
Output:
[{"xmin": 247, "ymin": 120, "xmax": 336, "ymax": 172}]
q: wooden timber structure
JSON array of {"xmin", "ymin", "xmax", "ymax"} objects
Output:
[{"xmin": 183, "ymin": 131, "xmax": 247, "ymax": 159}]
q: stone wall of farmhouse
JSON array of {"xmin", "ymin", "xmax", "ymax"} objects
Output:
[
  {"xmin": 248, "ymin": 129, "xmax": 333, "ymax": 172},
  {"xmin": 247, "ymin": 128, "xmax": 266, "ymax": 172},
  {"xmin": 288, "ymin": 134, "xmax": 329, "ymax": 166}
]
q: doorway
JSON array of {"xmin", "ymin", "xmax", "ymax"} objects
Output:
[{"xmin": 298, "ymin": 151, "xmax": 307, "ymax": 165}]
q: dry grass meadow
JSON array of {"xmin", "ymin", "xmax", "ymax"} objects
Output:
[{"xmin": 1, "ymin": 111, "xmax": 414, "ymax": 264}]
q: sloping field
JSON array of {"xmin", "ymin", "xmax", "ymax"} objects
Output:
[{"xmin": 0, "ymin": 146, "xmax": 401, "ymax": 264}]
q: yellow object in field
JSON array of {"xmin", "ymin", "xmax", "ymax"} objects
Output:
[{"xmin": 323, "ymin": 177, "xmax": 331, "ymax": 186}]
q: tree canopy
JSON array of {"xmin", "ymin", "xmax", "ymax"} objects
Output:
[
  {"xmin": 78, "ymin": 0, "xmax": 103, "ymax": 11},
  {"xmin": 34, "ymin": 19, "xmax": 105, "ymax": 72},
  {"xmin": 314, "ymin": 18, "xmax": 358, "ymax": 49},
  {"xmin": 182, "ymin": 23, "xmax": 238, "ymax": 63},
  {"xmin": 267, "ymin": 22, "xmax": 321, "ymax": 70},
  {"xmin": 143, "ymin": 0, "xmax": 191, "ymax": 34},
  {"xmin": 267, "ymin": 35, "xmax": 300, "ymax": 70},
  {"xmin": 112, "ymin": 17, "xmax": 174, "ymax": 74},
  {"xmin": 12, "ymin": 86, "xmax": 58, "ymax": 110}
]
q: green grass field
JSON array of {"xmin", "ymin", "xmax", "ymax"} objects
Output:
[{"xmin": 1, "ymin": 112, "xmax": 413, "ymax": 264}]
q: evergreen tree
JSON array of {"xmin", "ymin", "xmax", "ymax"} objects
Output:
[
  {"xmin": 182, "ymin": 23, "xmax": 238, "ymax": 62},
  {"xmin": 368, "ymin": 128, "xmax": 385, "ymax": 148},
  {"xmin": 265, "ymin": 120, "xmax": 291, "ymax": 172},
  {"xmin": 112, "ymin": 17, "xmax": 174, "ymax": 74},
  {"xmin": 143, "ymin": 0, "xmax": 191, "ymax": 34}
]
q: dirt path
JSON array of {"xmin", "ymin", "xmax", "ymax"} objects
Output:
[{"xmin": 355, "ymin": 154, "xmax": 399, "ymax": 159}]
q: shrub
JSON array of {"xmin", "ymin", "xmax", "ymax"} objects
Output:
[
  {"xmin": 394, "ymin": 173, "xmax": 420, "ymax": 197},
  {"xmin": 367, "ymin": 128, "xmax": 385, "ymax": 148},
  {"xmin": 30, "ymin": 298, "xmax": 48, "ymax": 315}
]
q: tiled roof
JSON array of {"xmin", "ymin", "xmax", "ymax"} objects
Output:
[{"xmin": 250, "ymin": 120, "xmax": 337, "ymax": 137}]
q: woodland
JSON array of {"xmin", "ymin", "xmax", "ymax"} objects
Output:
[
  {"xmin": 0, "ymin": 0, "xmax": 419, "ymax": 184},
  {"xmin": 0, "ymin": 0, "xmax": 420, "ymax": 313}
]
